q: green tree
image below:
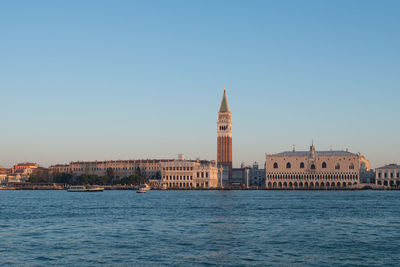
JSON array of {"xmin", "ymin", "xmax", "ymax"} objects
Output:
[{"xmin": 54, "ymin": 173, "xmax": 73, "ymax": 184}]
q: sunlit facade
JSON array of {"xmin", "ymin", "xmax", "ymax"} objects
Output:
[{"xmin": 265, "ymin": 145, "xmax": 370, "ymax": 189}]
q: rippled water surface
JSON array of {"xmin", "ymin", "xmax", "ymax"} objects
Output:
[{"xmin": 0, "ymin": 190, "xmax": 399, "ymax": 266}]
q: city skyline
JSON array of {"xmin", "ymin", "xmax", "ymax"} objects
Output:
[{"xmin": 1, "ymin": 1, "xmax": 400, "ymax": 168}]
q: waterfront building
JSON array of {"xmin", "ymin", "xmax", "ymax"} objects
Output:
[
  {"xmin": 232, "ymin": 167, "xmax": 246, "ymax": 188},
  {"xmin": 231, "ymin": 162, "xmax": 266, "ymax": 188},
  {"xmin": 265, "ymin": 144, "xmax": 370, "ymax": 189},
  {"xmin": 160, "ymin": 155, "xmax": 218, "ymax": 189},
  {"xmin": 0, "ymin": 163, "xmax": 41, "ymax": 183},
  {"xmin": 217, "ymin": 87, "xmax": 232, "ymax": 186},
  {"xmin": 5, "ymin": 174, "xmax": 23, "ymax": 183},
  {"xmin": 49, "ymin": 159, "xmax": 174, "ymax": 180},
  {"xmin": 12, "ymin": 162, "xmax": 38, "ymax": 173},
  {"xmin": 0, "ymin": 174, "xmax": 7, "ymax": 184},
  {"xmin": 249, "ymin": 162, "xmax": 266, "ymax": 187},
  {"xmin": 0, "ymin": 165, "xmax": 9, "ymax": 174},
  {"xmin": 375, "ymin": 164, "xmax": 400, "ymax": 188}
]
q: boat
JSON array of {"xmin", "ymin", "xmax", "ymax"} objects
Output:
[
  {"xmin": 136, "ymin": 188, "xmax": 147, "ymax": 193},
  {"xmin": 67, "ymin": 185, "xmax": 104, "ymax": 192},
  {"xmin": 136, "ymin": 184, "xmax": 151, "ymax": 193},
  {"xmin": 86, "ymin": 186, "xmax": 104, "ymax": 192}
]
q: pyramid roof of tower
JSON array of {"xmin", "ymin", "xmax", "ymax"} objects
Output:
[{"xmin": 219, "ymin": 89, "xmax": 230, "ymax": 113}]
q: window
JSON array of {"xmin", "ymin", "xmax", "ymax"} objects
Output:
[
  {"xmin": 311, "ymin": 164, "xmax": 316, "ymax": 170},
  {"xmin": 286, "ymin": 162, "xmax": 291, "ymax": 169},
  {"xmin": 384, "ymin": 172, "xmax": 388, "ymax": 178},
  {"xmin": 322, "ymin": 162, "xmax": 327, "ymax": 169},
  {"xmin": 300, "ymin": 162, "xmax": 305, "ymax": 169},
  {"xmin": 349, "ymin": 163, "xmax": 354, "ymax": 170},
  {"xmin": 335, "ymin": 163, "xmax": 340, "ymax": 170},
  {"xmin": 273, "ymin": 163, "xmax": 278, "ymax": 169},
  {"xmin": 378, "ymin": 172, "xmax": 381, "ymax": 178},
  {"xmin": 391, "ymin": 172, "xmax": 394, "ymax": 178}
]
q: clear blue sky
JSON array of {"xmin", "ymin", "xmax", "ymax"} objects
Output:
[{"xmin": 1, "ymin": 0, "xmax": 399, "ymax": 168}]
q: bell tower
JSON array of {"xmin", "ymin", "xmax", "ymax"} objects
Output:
[{"xmin": 217, "ymin": 87, "xmax": 232, "ymax": 185}]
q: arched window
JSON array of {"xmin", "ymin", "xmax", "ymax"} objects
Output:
[
  {"xmin": 349, "ymin": 163, "xmax": 354, "ymax": 169},
  {"xmin": 311, "ymin": 164, "xmax": 316, "ymax": 170},
  {"xmin": 335, "ymin": 163, "xmax": 340, "ymax": 170},
  {"xmin": 300, "ymin": 162, "xmax": 305, "ymax": 169},
  {"xmin": 273, "ymin": 162, "xmax": 278, "ymax": 169},
  {"xmin": 322, "ymin": 162, "xmax": 327, "ymax": 168},
  {"xmin": 286, "ymin": 162, "xmax": 291, "ymax": 169}
]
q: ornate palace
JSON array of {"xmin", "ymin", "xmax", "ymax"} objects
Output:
[{"xmin": 265, "ymin": 144, "xmax": 370, "ymax": 189}]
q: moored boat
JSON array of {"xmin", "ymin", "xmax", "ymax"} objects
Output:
[{"xmin": 67, "ymin": 185, "xmax": 104, "ymax": 192}]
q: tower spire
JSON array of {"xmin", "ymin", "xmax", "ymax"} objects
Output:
[{"xmin": 219, "ymin": 86, "xmax": 231, "ymax": 113}]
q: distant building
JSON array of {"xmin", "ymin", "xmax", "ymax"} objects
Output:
[
  {"xmin": 375, "ymin": 164, "xmax": 400, "ymax": 188},
  {"xmin": 232, "ymin": 168, "xmax": 245, "ymax": 188},
  {"xmin": 160, "ymin": 155, "xmax": 218, "ymax": 189},
  {"xmin": 0, "ymin": 174, "xmax": 7, "ymax": 184},
  {"xmin": 249, "ymin": 162, "xmax": 266, "ymax": 187},
  {"xmin": 0, "ymin": 163, "xmax": 40, "ymax": 183},
  {"xmin": 5, "ymin": 174, "xmax": 23, "ymax": 183},
  {"xmin": 231, "ymin": 162, "xmax": 266, "ymax": 188},
  {"xmin": 12, "ymin": 162, "xmax": 38, "ymax": 173},
  {"xmin": 49, "ymin": 159, "xmax": 174, "ymax": 180},
  {"xmin": 0, "ymin": 165, "xmax": 10, "ymax": 175},
  {"xmin": 265, "ymin": 144, "xmax": 370, "ymax": 189}
]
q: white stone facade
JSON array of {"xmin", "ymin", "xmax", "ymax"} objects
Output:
[
  {"xmin": 265, "ymin": 145, "xmax": 370, "ymax": 189},
  {"xmin": 375, "ymin": 164, "xmax": 400, "ymax": 188},
  {"xmin": 161, "ymin": 160, "xmax": 218, "ymax": 189}
]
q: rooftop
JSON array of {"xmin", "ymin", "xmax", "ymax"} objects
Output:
[
  {"xmin": 270, "ymin": 150, "xmax": 357, "ymax": 157},
  {"xmin": 376, "ymin": 164, "xmax": 400, "ymax": 170}
]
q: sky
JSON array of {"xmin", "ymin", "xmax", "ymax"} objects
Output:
[{"xmin": 0, "ymin": 0, "xmax": 399, "ymax": 169}]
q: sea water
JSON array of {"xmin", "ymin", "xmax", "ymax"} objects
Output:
[{"xmin": 0, "ymin": 190, "xmax": 399, "ymax": 266}]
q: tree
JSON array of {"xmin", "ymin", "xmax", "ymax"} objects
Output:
[
  {"xmin": 54, "ymin": 173, "xmax": 73, "ymax": 184},
  {"xmin": 120, "ymin": 174, "xmax": 147, "ymax": 185}
]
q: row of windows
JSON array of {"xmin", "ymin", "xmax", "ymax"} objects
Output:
[
  {"xmin": 164, "ymin": 175, "xmax": 193, "ymax": 181},
  {"xmin": 163, "ymin": 167, "xmax": 194, "ymax": 171},
  {"xmin": 267, "ymin": 181, "xmax": 357, "ymax": 188},
  {"xmin": 268, "ymin": 174, "xmax": 358, "ymax": 180},
  {"xmin": 166, "ymin": 182, "xmax": 209, "ymax": 188},
  {"xmin": 377, "ymin": 180, "xmax": 400, "ymax": 186},
  {"xmin": 163, "ymin": 172, "xmax": 210, "ymax": 180},
  {"xmin": 273, "ymin": 162, "xmax": 355, "ymax": 170},
  {"xmin": 378, "ymin": 172, "xmax": 400, "ymax": 178},
  {"xmin": 268, "ymin": 172, "xmax": 357, "ymax": 175}
]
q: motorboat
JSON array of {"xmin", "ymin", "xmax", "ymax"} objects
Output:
[
  {"xmin": 136, "ymin": 184, "xmax": 151, "ymax": 193},
  {"xmin": 136, "ymin": 187, "xmax": 147, "ymax": 193},
  {"xmin": 67, "ymin": 185, "xmax": 104, "ymax": 192}
]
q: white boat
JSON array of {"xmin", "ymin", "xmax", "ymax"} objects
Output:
[
  {"xmin": 67, "ymin": 185, "xmax": 104, "ymax": 192},
  {"xmin": 136, "ymin": 184, "xmax": 151, "ymax": 193},
  {"xmin": 136, "ymin": 188, "xmax": 147, "ymax": 193},
  {"xmin": 86, "ymin": 186, "xmax": 104, "ymax": 192}
]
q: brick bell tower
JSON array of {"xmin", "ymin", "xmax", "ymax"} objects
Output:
[{"xmin": 217, "ymin": 86, "xmax": 232, "ymax": 186}]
